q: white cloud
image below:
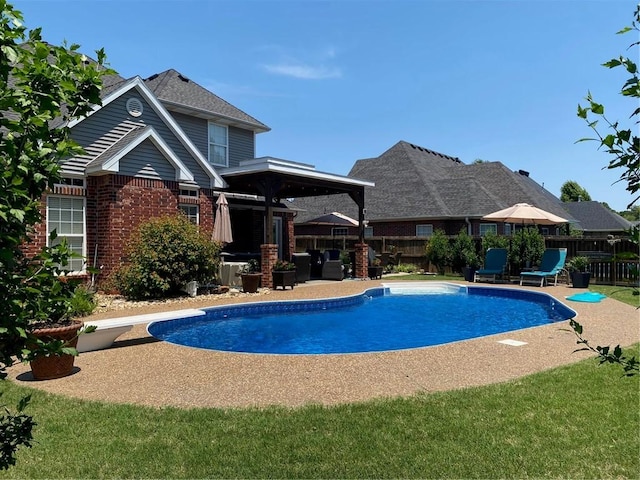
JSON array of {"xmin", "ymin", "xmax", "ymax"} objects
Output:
[{"xmin": 262, "ymin": 62, "xmax": 342, "ymax": 80}]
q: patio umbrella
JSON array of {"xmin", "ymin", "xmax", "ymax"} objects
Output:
[
  {"xmin": 482, "ymin": 203, "xmax": 568, "ymax": 225},
  {"xmin": 212, "ymin": 193, "xmax": 233, "ymax": 244}
]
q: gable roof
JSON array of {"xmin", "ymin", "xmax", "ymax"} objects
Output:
[
  {"xmin": 65, "ymin": 76, "xmax": 226, "ymax": 189},
  {"xmin": 85, "ymin": 125, "xmax": 194, "ymax": 181},
  {"xmin": 562, "ymin": 201, "xmax": 633, "ymax": 232},
  {"xmin": 144, "ymin": 69, "xmax": 270, "ymax": 133},
  {"xmin": 291, "ymin": 140, "xmax": 572, "ymax": 223}
]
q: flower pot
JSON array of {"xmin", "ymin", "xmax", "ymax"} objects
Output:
[
  {"xmin": 272, "ymin": 270, "xmax": 296, "ymax": 290},
  {"xmin": 571, "ymin": 271, "xmax": 591, "ymax": 288},
  {"xmin": 29, "ymin": 321, "xmax": 83, "ymax": 380},
  {"xmin": 462, "ymin": 267, "xmax": 477, "ymax": 282},
  {"xmin": 241, "ymin": 273, "xmax": 261, "ymax": 293}
]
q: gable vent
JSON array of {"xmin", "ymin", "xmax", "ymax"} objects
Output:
[{"xmin": 126, "ymin": 97, "xmax": 143, "ymax": 117}]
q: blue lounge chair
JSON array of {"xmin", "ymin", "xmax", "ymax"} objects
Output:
[
  {"xmin": 473, "ymin": 248, "xmax": 508, "ymax": 283},
  {"xmin": 519, "ymin": 248, "xmax": 567, "ymax": 287}
]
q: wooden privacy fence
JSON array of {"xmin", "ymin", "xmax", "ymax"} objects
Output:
[{"xmin": 294, "ymin": 235, "xmax": 639, "ymax": 286}]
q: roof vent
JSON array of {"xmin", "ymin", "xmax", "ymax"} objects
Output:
[
  {"xmin": 126, "ymin": 97, "xmax": 143, "ymax": 117},
  {"xmin": 178, "ymin": 74, "xmax": 190, "ymax": 82},
  {"xmin": 146, "ymin": 73, "xmax": 159, "ymax": 81},
  {"xmin": 518, "ymin": 169, "xmax": 530, "ymax": 177}
]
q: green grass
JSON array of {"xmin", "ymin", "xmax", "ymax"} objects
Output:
[
  {"xmin": 589, "ymin": 284, "xmax": 640, "ymax": 307},
  {"xmin": 1, "ymin": 356, "xmax": 638, "ymax": 478}
]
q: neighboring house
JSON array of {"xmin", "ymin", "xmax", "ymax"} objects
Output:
[
  {"xmin": 24, "ymin": 65, "xmax": 371, "ymax": 284},
  {"xmin": 291, "ymin": 140, "xmax": 573, "ymax": 239},
  {"xmin": 562, "ymin": 201, "xmax": 634, "ymax": 237}
]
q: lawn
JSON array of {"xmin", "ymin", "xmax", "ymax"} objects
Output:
[
  {"xmin": 1, "ymin": 278, "xmax": 638, "ymax": 478},
  {"xmin": 0, "ymin": 357, "xmax": 637, "ymax": 478}
]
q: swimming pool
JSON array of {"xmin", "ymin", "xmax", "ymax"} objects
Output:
[{"xmin": 147, "ymin": 283, "xmax": 577, "ymax": 354}]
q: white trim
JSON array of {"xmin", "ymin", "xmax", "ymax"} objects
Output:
[
  {"xmin": 67, "ymin": 77, "xmax": 226, "ymax": 189},
  {"xmin": 46, "ymin": 195, "xmax": 87, "ymax": 273},
  {"xmin": 86, "ymin": 126, "xmax": 194, "ymax": 182},
  {"xmin": 223, "ymin": 157, "xmax": 374, "ymax": 188}
]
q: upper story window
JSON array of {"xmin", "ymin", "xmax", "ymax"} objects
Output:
[
  {"xmin": 416, "ymin": 224, "xmax": 433, "ymax": 237},
  {"xmin": 479, "ymin": 223, "xmax": 497, "ymax": 236},
  {"xmin": 208, "ymin": 123, "xmax": 228, "ymax": 167},
  {"xmin": 331, "ymin": 227, "xmax": 348, "ymax": 236},
  {"xmin": 504, "ymin": 223, "xmax": 512, "ymax": 236}
]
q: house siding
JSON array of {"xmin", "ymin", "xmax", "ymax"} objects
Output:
[
  {"xmin": 68, "ymin": 93, "xmax": 213, "ymax": 186},
  {"xmin": 169, "ymin": 111, "xmax": 255, "ymax": 168},
  {"xmin": 118, "ymin": 139, "xmax": 176, "ymax": 181}
]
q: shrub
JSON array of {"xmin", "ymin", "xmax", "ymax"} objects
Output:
[
  {"xmin": 510, "ymin": 227, "xmax": 545, "ymax": 269},
  {"xmin": 452, "ymin": 227, "xmax": 480, "ymax": 272},
  {"xmin": 69, "ymin": 284, "xmax": 96, "ymax": 317},
  {"xmin": 113, "ymin": 215, "xmax": 222, "ymax": 299},
  {"xmin": 425, "ymin": 229, "xmax": 451, "ymax": 275},
  {"xmin": 394, "ymin": 263, "xmax": 420, "ymax": 273}
]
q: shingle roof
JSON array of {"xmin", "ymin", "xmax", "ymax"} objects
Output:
[
  {"xmin": 562, "ymin": 201, "xmax": 633, "ymax": 232},
  {"xmin": 291, "ymin": 140, "xmax": 573, "ymax": 223},
  {"xmin": 144, "ymin": 69, "xmax": 270, "ymax": 133}
]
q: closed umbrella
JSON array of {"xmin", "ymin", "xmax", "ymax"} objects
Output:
[
  {"xmin": 482, "ymin": 203, "xmax": 568, "ymax": 225},
  {"xmin": 212, "ymin": 193, "xmax": 233, "ymax": 244}
]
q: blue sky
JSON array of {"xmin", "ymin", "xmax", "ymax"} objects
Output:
[{"xmin": 14, "ymin": 0, "xmax": 637, "ymax": 211}]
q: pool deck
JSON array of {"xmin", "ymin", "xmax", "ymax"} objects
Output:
[{"xmin": 7, "ymin": 279, "xmax": 639, "ymax": 409}]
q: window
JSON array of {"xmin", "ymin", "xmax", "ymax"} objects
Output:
[
  {"xmin": 504, "ymin": 223, "xmax": 512, "ymax": 236},
  {"xmin": 331, "ymin": 227, "xmax": 348, "ymax": 236},
  {"xmin": 416, "ymin": 224, "xmax": 433, "ymax": 237},
  {"xmin": 364, "ymin": 226, "xmax": 373, "ymax": 238},
  {"xmin": 479, "ymin": 223, "xmax": 497, "ymax": 236},
  {"xmin": 541, "ymin": 227, "xmax": 549, "ymax": 235},
  {"xmin": 179, "ymin": 189, "xmax": 198, "ymax": 197},
  {"xmin": 179, "ymin": 204, "xmax": 199, "ymax": 224},
  {"xmin": 47, "ymin": 196, "xmax": 85, "ymax": 272},
  {"xmin": 208, "ymin": 123, "xmax": 228, "ymax": 167},
  {"xmin": 57, "ymin": 177, "xmax": 85, "ymax": 187}
]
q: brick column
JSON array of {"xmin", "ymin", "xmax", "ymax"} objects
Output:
[
  {"xmin": 355, "ymin": 243, "xmax": 369, "ymax": 279},
  {"xmin": 260, "ymin": 244, "xmax": 278, "ymax": 289}
]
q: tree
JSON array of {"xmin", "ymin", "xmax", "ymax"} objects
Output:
[
  {"xmin": 560, "ymin": 180, "xmax": 592, "ymax": 202},
  {"xmin": 0, "ymin": 0, "xmax": 111, "ymax": 467},
  {"xmin": 577, "ymin": 6, "xmax": 640, "ymax": 209},
  {"xmin": 574, "ymin": 4, "xmax": 639, "ymax": 377}
]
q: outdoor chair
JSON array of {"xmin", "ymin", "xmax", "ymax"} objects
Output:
[
  {"xmin": 322, "ymin": 260, "xmax": 344, "ymax": 281},
  {"xmin": 473, "ymin": 248, "xmax": 508, "ymax": 283},
  {"xmin": 519, "ymin": 248, "xmax": 568, "ymax": 287}
]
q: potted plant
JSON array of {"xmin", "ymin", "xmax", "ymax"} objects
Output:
[
  {"xmin": 272, "ymin": 259, "xmax": 296, "ymax": 290},
  {"xmin": 238, "ymin": 259, "xmax": 261, "ymax": 293},
  {"xmin": 23, "ymin": 241, "xmax": 96, "ymax": 380},
  {"xmin": 567, "ymin": 255, "xmax": 591, "ymax": 288},
  {"xmin": 368, "ymin": 258, "xmax": 384, "ymax": 279}
]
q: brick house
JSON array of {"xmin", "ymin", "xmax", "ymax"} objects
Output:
[
  {"xmin": 27, "ymin": 68, "xmax": 372, "ymax": 286},
  {"xmin": 291, "ymin": 140, "xmax": 575, "ymax": 242}
]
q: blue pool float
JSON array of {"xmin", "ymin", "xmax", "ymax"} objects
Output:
[{"xmin": 566, "ymin": 292, "xmax": 607, "ymax": 303}]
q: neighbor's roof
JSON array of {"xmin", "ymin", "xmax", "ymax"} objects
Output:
[
  {"xmin": 562, "ymin": 201, "xmax": 634, "ymax": 232},
  {"xmin": 291, "ymin": 140, "xmax": 573, "ymax": 223},
  {"xmin": 144, "ymin": 69, "xmax": 270, "ymax": 133}
]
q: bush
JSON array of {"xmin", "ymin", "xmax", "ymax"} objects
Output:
[
  {"xmin": 69, "ymin": 284, "xmax": 96, "ymax": 317},
  {"xmin": 510, "ymin": 227, "xmax": 545, "ymax": 269},
  {"xmin": 394, "ymin": 263, "xmax": 420, "ymax": 273},
  {"xmin": 113, "ymin": 215, "xmax": 222, "ymax": 299},
  {"xmin": 452, "ymin": 227, "xmax": 480, "ymax": 272},
  {"xmin": 425, "ymin": 229, "xmax": 451, "ymax": 275}
]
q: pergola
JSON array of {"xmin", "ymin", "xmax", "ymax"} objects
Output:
[{"xmin": 221, "ymin": 157, "xmax": 374, "ymax": 243}]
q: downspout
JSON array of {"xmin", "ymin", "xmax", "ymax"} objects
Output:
[{"xmin": 465, "ymin": 217, "xmax": 472, "ymax": 236}]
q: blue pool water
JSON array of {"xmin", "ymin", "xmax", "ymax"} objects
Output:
[{"xmin": 148, "ymin": 284, "xmax": 576, "ymax": 354}]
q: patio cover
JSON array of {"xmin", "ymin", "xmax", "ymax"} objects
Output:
[
  {"xmin": 301, "ymin": 211, "xmax": 359, "ymax": 227},
  {"xmin": 221, "ymin": 157, "xmax": 374, "ymax": 242}
]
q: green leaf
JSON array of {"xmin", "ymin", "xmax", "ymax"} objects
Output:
[{"xmin": 590, "ymin": 102, "xmax": 604, "ymax": 115}]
